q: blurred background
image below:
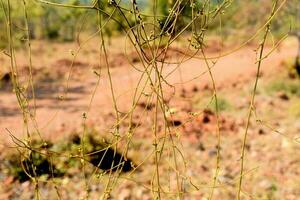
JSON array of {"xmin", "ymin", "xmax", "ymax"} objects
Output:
[{"xmin": 0, "ymin": 0, "xmax": 300, "ymax": 200}]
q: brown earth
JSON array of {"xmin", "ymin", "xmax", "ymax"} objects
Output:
[
  {"xmin": 0, "ymin": 37, "xmax": 300, "ymax": 199},
  {"xmin": 0, "ymin": 37, "xmax": 297, "ymax": 144}
]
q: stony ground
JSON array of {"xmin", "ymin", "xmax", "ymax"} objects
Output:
[{"xmin": 0, "ymin": 37, "xmax": 300, "ymax": 200}]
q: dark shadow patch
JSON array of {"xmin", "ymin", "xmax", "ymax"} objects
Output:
[
  {"xmin": 86, "ymin": 135, "xmax": 134, "ymax": 173},
  {"xmin": 137, "ymin": 102, "xmax": 155, "ymax": 111},
  {"xmin": 70, "ymin": 134, "xmax": 81, "ymax": 145},
  {"xmin": 1, "ymin": 73, "xmax": 11, "ymax": 82},
  {"xmin": 0, "ymin": 106, "xmax": 20, "ymax": 116},
  {"xmin": 202, "ymin": 115, "xmax": 210, "ymax": 123},
  {"xmin": 27, "ymin": 83, "xmax": 86, "ymax": 100},
  {"xmin": 5, "ymin": 150, "xmax": 63, "ymax": 183},
  {"xmin": 167, "ymin": 119, "xmax": 182, "ymax": 127},
  {"xmin": 55, "ymin": 59, "xmax": 87, "ymax": 67},
  {"xmin": 89, "ymin": 148, "xmax": 133, "ymax": 172},
  {"xmin": 19, "ymin": 152, "xmax": 63, "ymax": 182},
  {"xmin": 0, "ymin": 72, "xmax": 12, "ymax": 91}
]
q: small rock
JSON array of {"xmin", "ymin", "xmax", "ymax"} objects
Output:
[
  {"xmin": 208, "ymin": 149, "xmax": 217, "ymax": 157},
  {"xmin": 136, "ymin": 188, "xmax": 149, "ymax": 199},
  {"xmin": 201, "ymin": 165, "xmax": 208, "ymax": 171},
  {"xmin": 218, "ymin": 174, "xmax": 234, "ymax": 185},
  {"xmin": 203, "ymin": 84, "xmax": 210, "ymax": 90},
  {"xmin": 258, "ymin": 128, "xmax": 265, "ymax": 135},
  {"xmin": 180, "ymin": 88, "xmax": 186, "ymax": 98},
  {"xmin": 3, "ymin": 176, "xmax": 14, "ymax": 185},
  {"xmin": 0, "ymin": 72, "xmax": 11, "ymax": 82},
  {"xmin": 198, "ymin": 143, "xmax": 206, "ymax": 151},
  {"xmin": 202, "ymin": 115, "xmax": 210, "ymax": 123},
  {"xmin": 167, "ymin": 119, "xmax": 182, "ymax": 126},
  {"xmin": 118, "ymin": 188, "xmax": 131, "ymax": 200},
  {"xmin": 138, "ymin": 102, "xmax": 155, "ymax": 110},
  {"xmin": 232, "ymin": 82, "xmax": 237, "ymax": 87},
  {"xmin": 245, "ymin": 144, "xmax": 251, "ymax": 151},
  {"xmin": 21, "ymin": 181, "xmax": 30, "ymax": 189},
  {"xmin": 203, "ymin": 109, "xmax": 214, "ymax": 115},
  {"xmin": 192, "ymin": 85, "xmax": 198, "ymax": 92},
  {"xmin": 268, "ymin": 100, "xmax": 274, "ymax": 106},
  {"xmin": 277, "ymin": 92, "xmax": 289, "ymax": 101},
  {"xmin": 259, "ymin": 180, "xmax": 273, "ymax": 190},
  {"xmin": 91, "ymin": 185, "xmax": 98, "ymax": 192}
]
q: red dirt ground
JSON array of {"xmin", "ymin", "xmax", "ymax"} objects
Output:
[{"xmin": 0, "ymin": 37, "xmax": 297, "ymax": 144}]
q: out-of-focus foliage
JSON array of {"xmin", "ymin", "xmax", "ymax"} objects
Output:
[
  {"xmin": 0, "ymin": 0, "xmax": 298, "ymax": 47},
  {"xmin": 0, "ymin": 5, "xmax": 6, "ymax": 49},
  {"xmin": 0, "ymin": 0, "xmax": 137, "ymax": 46},
  {"xmin": 0, "ymin": 0, "xmax": 86, "ymax": 48}
]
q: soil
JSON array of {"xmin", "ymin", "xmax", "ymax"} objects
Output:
[
  {"xmin": 0, "ymin": 38, "xmax": 297, "ymax": 142},
  {"xmin": 0, "ymin": 36, "xmax": 299, "ymax": 199}
]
